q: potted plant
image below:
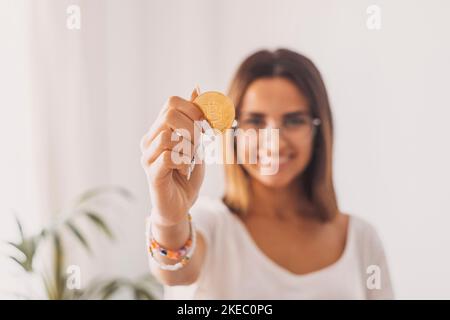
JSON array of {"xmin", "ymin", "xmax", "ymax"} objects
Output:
[{"xmin": 5, "ymin": 186, "xmax": 161, "ymax": 299}]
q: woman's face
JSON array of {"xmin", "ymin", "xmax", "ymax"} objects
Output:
[{"xmin": 236, "ymin": 77, "xmax": 316, "ymax": 189}]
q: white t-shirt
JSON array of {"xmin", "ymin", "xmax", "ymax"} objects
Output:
[{"xmin": 162, "ymin": 196, "xmax": 394, "ymax": 299}]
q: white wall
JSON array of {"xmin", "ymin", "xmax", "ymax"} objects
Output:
[
  {"xmin": 1, "ymin": 0, "xmax": 449, "ymax": 299},
  {"xmin": 0, "ymin": 0, "xmax": 42, "ymax": 298}
]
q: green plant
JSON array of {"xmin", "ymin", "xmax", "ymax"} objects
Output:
[{"xmin": 5, "ymin": 186, "xmax": 161, "ymax": 300}]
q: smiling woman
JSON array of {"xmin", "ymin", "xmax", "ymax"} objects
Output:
[
  {"xmin": 2, "ymin": 0, "xmax": 449, "ymax": 302},
  {"xmin": 224, "ymin": 49, "xmax": 337, "ymax": 222},
  {"xmin": 142, "ymin": 48, "xmax": 394, "ymax": 299}
]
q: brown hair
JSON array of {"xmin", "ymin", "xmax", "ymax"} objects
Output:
[{"xmin": 222, "ymin": 48, "xmax": 338, "ymax": 222}]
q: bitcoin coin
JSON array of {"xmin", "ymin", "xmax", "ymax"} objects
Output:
[{"xmin": 193, "ymin": 91, "xmax": 235, "ymax": 133}]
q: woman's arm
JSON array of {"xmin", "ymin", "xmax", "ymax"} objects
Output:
[
  {"xmin": 149, "ymin": 218, "xmax": 206, "ymax": 286},
  {"xmin": 140, "ymin": 88, "xmax": 207, "ymax": 286}
]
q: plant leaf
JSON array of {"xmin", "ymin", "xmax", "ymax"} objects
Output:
[
  {"xmin": 65, "ymin": 222, "xmax": 91, "ymax": 254},
  {"xmin": 13, "ymin": 214, "xmax": 25, "ymax": 241},
  {"xmin": 41, "ymin": 270, "xmax": 58, "ymax": 300},
  {"xmin": 53, "ymin": 233, "xmax": 66, "ymax": 299},
  {"xmin": 40, "ymin": 228, "xmax": 49, "ymax": 238},
  {"xmin": 85, "ymin": 212, "xmax": 115, "ymax": 240},
  {"xmin": 6, "ymin": 239, "xmax": 34, "ymax": 272},
  {"xmin": 132, "ymin": 286, "xmax": 155, "ymax": 300},
  {"xmin": 7, "ymin": 241, "xmax": 26, "ymax": 256},
  {"xmin": 8, "ymin": 255, "xmax": 26, "ymax": 270},
  {"xmin": 75, "ymin": 186, "xmax": 133, "ymax": 205},
  {"xmin": 98, "ymin": 280, "xmax": 120, "ymax": 300}
]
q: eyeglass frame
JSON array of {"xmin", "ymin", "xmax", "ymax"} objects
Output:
[{"xmin": 231, "ymin": 116, "xmax": 322, "ymax": 137}]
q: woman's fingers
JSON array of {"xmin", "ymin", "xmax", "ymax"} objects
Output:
[
  {"xmin": 141, "ymin": 109, "xmax": 200, "ymax": 153},
  {"xmin": 151, "ymin": 96, "xmax": 204, "ymax": 137},
  {"xmin": 146, "ymin": 149, "xmax": 191, "ymax": 182},
  {"xmin": 140, "ymin": 89, "xmax": 206, "ymax": 182},
  {"xmin": 141, "ymin": 129, "xmax": 195, "ymax": 166},
  {"xmin": 141, "ymin": 98, "xmax": 204, "ymax": 152}
]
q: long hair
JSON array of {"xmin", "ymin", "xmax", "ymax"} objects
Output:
[{"xmin": 222, "ymin": 48, "xmax": 338, "ymax": 222}]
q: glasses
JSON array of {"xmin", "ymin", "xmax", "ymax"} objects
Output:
[{"xmin": 234, "ymin": 114, "xmax": 321, "ymax": 141}]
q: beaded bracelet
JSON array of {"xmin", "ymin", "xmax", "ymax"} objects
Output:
[
  {"xmin": 149, "ymin": 214, "xmax": 194, "ymax": 260},
  {"xmin": 145, "ymin": 213, "xmax": 197, "ymax": 271}
]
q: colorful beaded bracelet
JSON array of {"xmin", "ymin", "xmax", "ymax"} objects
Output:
[
  {"xmin": 145, "ymin": 213, "xmax": 197, "ymax": 271},
  {"xmin": 149, "ymin": 238, "xmax": 193, "ymax": 260},
  {"xmin": 149, "ymin": 214, "xmax": 193, "ymax": 260}
]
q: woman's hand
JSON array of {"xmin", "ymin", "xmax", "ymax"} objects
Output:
[{"xmin": 140, "ymin": 88, "xmax": 205, "ymax": 227}]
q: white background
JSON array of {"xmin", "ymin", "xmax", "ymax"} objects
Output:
[{"xmin": 1, "ymin": 0, "xmax": 449, "ymax": 299}]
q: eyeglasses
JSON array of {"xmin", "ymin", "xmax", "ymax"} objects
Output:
[{"xmin": 233, "ymin": 114, "xmax": 321, "ymax": 140}]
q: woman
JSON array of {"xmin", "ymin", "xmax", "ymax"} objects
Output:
[{"xmin": 140, "ymin": 49, "xmax": 394, "ymax": 299}]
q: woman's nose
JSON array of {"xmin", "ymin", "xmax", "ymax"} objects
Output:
[{"xmin": 266, "ymin": 119, "xmax": 290, "ymax": 141}]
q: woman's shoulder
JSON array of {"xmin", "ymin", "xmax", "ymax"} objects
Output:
[
  {"xmin": 346, "ymin": 213, "xmax": 395, "ymax": 299},
  {"xmin": 348, "ymin": 214, "xmax": 379, "ymax": 237},
  {"xmin": 346, "ymin": 213, "xmax": 387, "ymax": 259}
]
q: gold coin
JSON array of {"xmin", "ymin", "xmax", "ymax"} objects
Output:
[{"xmin": 193, "ymin": 91, "xmax": 235, "ymax": 133}]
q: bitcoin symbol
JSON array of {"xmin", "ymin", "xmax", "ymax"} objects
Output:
[{"xmin": 193, "ymin": 91, "xmax": 235, "ymax": 133}]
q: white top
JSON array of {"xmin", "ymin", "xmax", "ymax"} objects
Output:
[{"xmin": 162, "ymin": 196, "xmax": 394, "ymax": 299}]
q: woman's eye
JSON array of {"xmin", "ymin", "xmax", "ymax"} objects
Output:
[
  {"xmin": 244, "ymin": 118, "xmax": 264, "ymax": 126},
  {"xmin": 284, "ymin": 117, "xmax": 307, "ymax": 127}
]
